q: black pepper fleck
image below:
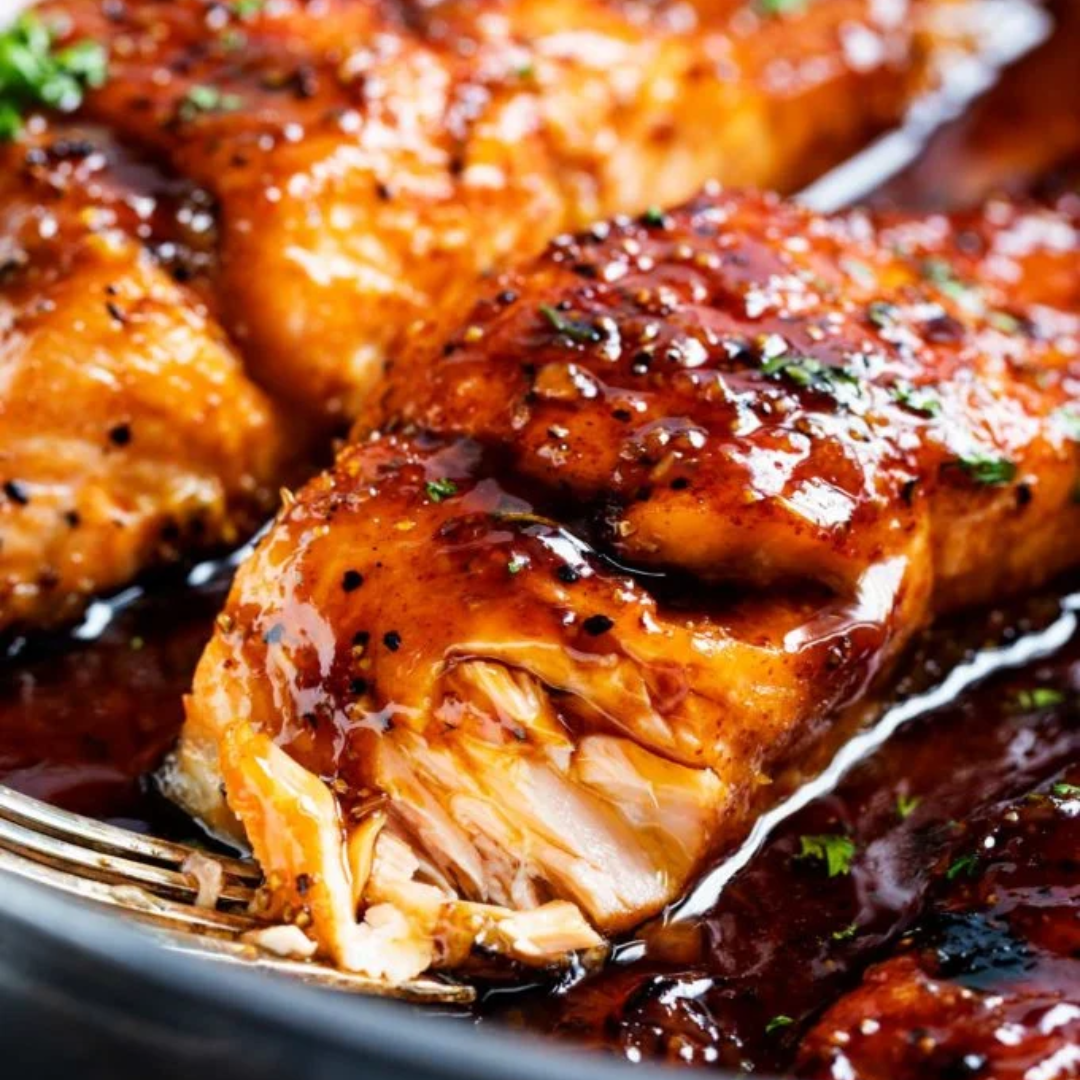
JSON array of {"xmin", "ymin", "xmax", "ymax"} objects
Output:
[
  {"xmin": 342, "ymin": 569, "xmax": 364, "ymax": 592},
  {"xmin": 383, "ymin": 630, "xmax": 402, "ymax": 651},
  {"xmin": 582, "ymin": 614, "xmax": 614, "ymax": 636},
  {"xmin": 3, "ymin": 480, "xmax": 29, "ymax": 506},
  {"xmin": 108, "ymin": 423, "xmax": 132, "ymax": 446}
]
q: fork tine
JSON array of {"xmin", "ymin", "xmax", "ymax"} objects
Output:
[
  {"xmin": 0, "ymin": 785, "xmax": 476, "ymax": 1005},
  {"xmin": 0, "ymin": 845, "xmax": 476, "ymax": 1005},
  {"xmin": 0, "ymin": 814, "xmax": 254, "ymax": 905},
  {"xmin": 0, "ymin": 845, "xmax": 258, "ymax": 935},
  {"xmin": 160, "ymin": 936, "xmax": 476, "ymax": 1004},
  {"xmin": 0, "ymin": 785, "xmax": 260, "ymax": 883}
]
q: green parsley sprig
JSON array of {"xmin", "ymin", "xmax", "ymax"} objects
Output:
[
  {"xmin": 425, "ymin": 478, "xmax": 458, "ymax": 503},
  {"xmin": 797, "ymin": 834, "xmax": 856, "ymax": 877},
  {"xmin": 765, "ymin": 1014, "xmax": 795, "ymax": 1034},
  {"xmin": 952, "ymin": 452, "xmax": 1017, "ymax": 487},
  {"xmin": 539, "ymin": 304, "xmax": 604, "ymax": 346},
  {"xmin": 177, "ymin": 84, "xmax": 244, "ymax": 123},
  {"xmin": 1013, "ymin": 687, "xmax": 1065, "ymax": 711},
  {"xmin": 761, "ymin": 353, "xmax": 860, "ymax": 401},
  {"xmin": 0, "ymin": 13, "xmax": 108, "ymax": 140},
  {"xmin": 945, "ymin": 852, "xmax": 979, "ymax": 881}
]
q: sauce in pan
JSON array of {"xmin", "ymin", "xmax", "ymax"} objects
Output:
[{"xmin": 1, "ymin": 4, "xmax": 1078, "ymax": 1075}]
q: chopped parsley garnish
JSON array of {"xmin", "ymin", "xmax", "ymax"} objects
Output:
[
  {"xmin": 945, "ymin": 853, "xmax": 979, "ymax": 881},
  {"xmin": 539, "ymin": 304, "xmax": 604, "ymax": 346},
  {"xmin": 1014, "ymin": 687, "xmax": 1065, "ymax": 711},
  {"xmin": 953, "ymin": 453, "xmax": 1017, "ymax": 486},
  {"xmin": 178, "ymin": 84, "xmax": 244, "ymax": 122},
  {"xmin": 425, "ymin": 478, "xmax": 458, "ymax": 502},
  {"xmin": 507, "ymin": 556, "xmax": 527, "ymax": 575},
  {"xmin": 987, "ymin": 310, "xmax": 1021, "ymax": 334},
  {"xmin": 896, "ymin": 792, "xmax": 921, "ymax": 820},
  {"xmin": 761, "ymin": 353, "xmax": 859, "ymax": 399},
  {"xmin": 757, "ymin": 0, "xmax": 807, "ymax": 15},
  {"xmin": 766, "ymin": 1015, "xmax": 795, "ymax": 1034},
  {"xmin": 232, "ymin": 0, "xmax": 266, "ymax": 16},
  {"xmin": 866, "ymin": 300, "xmax": 898, "ymax": 329},
  {"xmin": 0, "ymin": 14, "xmax": 108, "ymax": 140},
  {"xmin": 831, "ymin": 921, "xmax": 859, "ymax": 942},
  {"xmin": 221, "ymin": 29, "xmax": 248, "ymax": 52},
  {"xmin": 920, "ymin": 257, "xmax": 980, "ymax": 310},
  {"xmin": 892, "ymin": 381, "xmax": 941, "ymax": 418},
  {"xmin": 797, "ymin": 834, "xmax": 856, "ymax": 877},
  {"xmin": 641, "ymin": 206, "xmax": 666, "ymax": 227},
  {"xmin": 1051, "ymin": 782, "xmax": 1080, "ymax": 799}
]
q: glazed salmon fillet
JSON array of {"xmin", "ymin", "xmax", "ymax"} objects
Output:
[
  {"xmin": 0, "ymin": 123, "xmax": 288, "ymax": 630},
  {"xmin": 797, "ymin": 767, "xmax": 1080, "ymax": 1080},
  {"xmin": 174, "ymin": 187, "xmax": 1080, "ymax": 982},
  {"xmin": 39, "ymin": 0, "xmax": 965, "ymax": 418}
]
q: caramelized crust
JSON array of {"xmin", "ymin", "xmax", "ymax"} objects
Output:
[
  {"xmin": 176, "ymin": 189, "xmax": 1080, "ymax": 981},
  {"xmin": 378, "ymin": 187, "xmax": 1080, "ymax": 613},
  {"xmin": 0, "ymin": 126, "xmax": 288, "ymax": 630},
  {"xmin": 39, "ymin": 0, "xmax": 954, "ymax": 417}
]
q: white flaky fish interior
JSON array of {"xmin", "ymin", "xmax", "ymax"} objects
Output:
[{"xmin": 170, "ymin": 644, "xmax": 751, "ymax": 982}]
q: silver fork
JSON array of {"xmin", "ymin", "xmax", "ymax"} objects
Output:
[{"xmin": 0, "ymin": 783, "xmax": 473, "ymax": 1004}]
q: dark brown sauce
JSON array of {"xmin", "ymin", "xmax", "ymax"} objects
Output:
[
  {"xmin": 0, "ymin": 561, "xmax": 229, "ymax": 833},
  {"xmin": 0, "ymin": 4, "xmax": 1079, "ymax": 1075}
]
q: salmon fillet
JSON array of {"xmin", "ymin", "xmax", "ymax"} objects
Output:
[
  {"xmin": 0, "ymin": 123, "xmax": 288, "ymax": 630},
  {"xmin": 797, "ymin": 767, "xmax": 1080, "ymax": 1079},
  {"xmin": 173, "ymin": 187, "xmax": 1080, "ymax": 981},
  {"xmin": 39, "ymin": 0, "xmax": 964, "ymax": 418}
]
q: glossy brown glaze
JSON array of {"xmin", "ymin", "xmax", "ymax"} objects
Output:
[
  {"xmin": 175, "ymin": 187, "xmax": 1080, "ymax": 985},
  {"xmin": 378, "ymin": 186, "xmax": 1080, "ymax": 613},
  {"xmin": 0, "ymin": 121, "xmax": 289, "ymax": 630},
  {"xmin": 39, "ymin": 0, "xmax": 954, "ymax": 417}
]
